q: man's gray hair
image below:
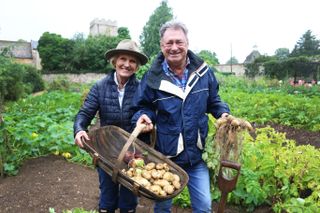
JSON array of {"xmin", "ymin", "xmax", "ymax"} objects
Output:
[{"xmin": 159, "ymin": 20, "xmax": 188, "ymax": 39}]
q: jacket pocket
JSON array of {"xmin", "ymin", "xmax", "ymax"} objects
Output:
[{"xmin": 156, "ymin": 132, "xmax": 184, "ymax": 157}]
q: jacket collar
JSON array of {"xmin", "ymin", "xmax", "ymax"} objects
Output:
[
  {"xmin": 146, "ymin": 50, "xmax": 205, "ymax": 90},
  {"xmin": 108, "ymin": 70, "xmax": 137, "ymax": 86}
]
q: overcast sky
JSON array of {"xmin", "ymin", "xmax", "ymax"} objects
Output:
[{"xmin": 1, "ymin": 0, "xmax": 319, "ymax": 63}]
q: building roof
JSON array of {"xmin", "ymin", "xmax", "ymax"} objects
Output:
[{"xmin": 243, "ymin": 50, "xmax": 261, "ymax": 64}]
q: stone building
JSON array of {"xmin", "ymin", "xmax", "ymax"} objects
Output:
[
  {"xmin": 89, "ymin": 18, "xmax": 118, "ymax": 37},
  {"xmin": 0, "ymin": 40, "xmax": 41, "ymax": 69},
  {"xmin": 214, "ymin": 50, "xmax": 262, "ymax": 76}
]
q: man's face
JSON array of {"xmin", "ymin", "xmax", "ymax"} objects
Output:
[{"xmin": 160, "ymin": 28, "xmax": 188, "ymax": 67}]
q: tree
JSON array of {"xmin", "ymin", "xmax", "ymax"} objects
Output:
[
  {"xmin": 291, "ymin": 30, "xmax": 320, "ymax": 56},
  {"xmin": 38, "ymin": 32, "xmax": 74, "ymax": 71},
  {"xmin": 274, "ymin": 48, "xmax": 290, "ymax": 59},
  {"xmin": 82, "ymin": 35, "xmax": 121, "ymax": 72},
  {"xmin": 197, "ymin": 50, "xmax": 219, "ymax": 67},
  {"xmin": 139, "ymin": 0, "xmax": 173, "ymax": 57},
  {"xmin": 117, "ymin": 27, "xmax": 131, "ymax": 39},
  {"xmin": 226, "ymin": 56, "xmax": 238, "ymax": 65}
]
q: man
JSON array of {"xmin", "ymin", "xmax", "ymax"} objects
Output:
[{"xmin": 131, "ymin": 20, "xmax": 230, "ymax": 212}]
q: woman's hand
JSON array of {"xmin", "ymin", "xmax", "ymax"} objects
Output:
[{"xmin": 74, "ymin": 130, "xmax": 90, "ymax": 148}]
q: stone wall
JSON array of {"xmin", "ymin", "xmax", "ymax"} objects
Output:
[
  {"xmin": 214, "ymin": 64, "xmax": 245, "ymax": 76},
  {"xmin": 42, "ymin": 73, "xmax": 106, "ymax": 83}
]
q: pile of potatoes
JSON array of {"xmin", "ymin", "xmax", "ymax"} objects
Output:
[{"xmin": 121, "ymin": 161, "xmax": 182, "ymax": 197}]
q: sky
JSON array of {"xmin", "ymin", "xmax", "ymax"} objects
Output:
[{"xmin": 1, "ymin": 0, "xmax": 319, "ymax": 64}]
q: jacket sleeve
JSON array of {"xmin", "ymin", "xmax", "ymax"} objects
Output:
[
  {"xmin": 207, "ymin": 69, "xmax": 230, "ymax": 118},
  {"xmin": 131, "ymin": 74, "xmax": 157, "ymax": 126},
  {"xmin": 73, "ymin": 83, "xmax": 100, "ymax": 136}
]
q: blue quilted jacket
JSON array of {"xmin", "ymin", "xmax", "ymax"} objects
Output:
[{"xmin": 73, "ymin": 70, "xmax": 139, "ymax": 135}]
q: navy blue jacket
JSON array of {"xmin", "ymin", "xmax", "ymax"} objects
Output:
[
  {"xmin": 131, "ymin": 51, "xmax": 230, "ymax": 166},
  {"xmin": 74, "ymin": 71, "xmax": 139, "ymax": 135}
]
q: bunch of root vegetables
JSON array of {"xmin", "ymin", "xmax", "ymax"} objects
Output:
[
  {"xmin": 121, "ymin": 151, "xmax": 182, "ymax": 197},
  {"xmin": 215, "ymin": 115, "xmax": 254, "ymax": 162}
]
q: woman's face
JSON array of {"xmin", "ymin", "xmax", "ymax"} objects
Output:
[{"xmin": 114, "ymin": 54, "xmax": 139, "ymax": 81}]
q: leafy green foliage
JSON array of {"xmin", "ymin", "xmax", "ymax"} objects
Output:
[
  {"xmin": 0, "ymin": 56, "xmax": 45, "ymax": 102},
  {"xmin": 197, "ymin": 50, "xmax": 219, "ymax": 67},
  {"xmin": 38, "ymin": 32, "xmax": 75, "ymax": 71},
  {"xmin": 204, "ymin": 125, "xmax": 320, "ymax": 212},
  {"xmin": 173, "ymin": 187, "xmax": 191, "ymax": 208},
  {"xmin": 117, "ymin": 27, "xmax": 131, "ymax": 39},
  {"xmin": 0, "ymin": 91, "xmax": 92, "ymax": 176},
  {"xmin": 221, "ymin": 89, "xmax": 320, "ymax": 131},
  {"xmin": 139, "ymin": 1, "xmax": 173, "ymax": 57},
  {"xmin": 72, "ymin": 35, "xmax": 120, "ymax": 72},
  {"xmin": 2, "ymin": 74, "xmax": 320, "ymax": 211},
  {"xmin": 38, "ymin": 32, "xmax": 123, "ymax": 73},
  {"xmin": 245, "ymin": 30, "xmax": 320, "ymax": 80},
  {"xmin": 274, "ymin": 48, "xmax": 290, "ymax": 60},
  {"xmin": 291, "ymin": 30, "xmax": 320, "ymax": 57},
  {"xmin": 135, "ymin": 55, "xmax": 155, "ymax": 80}
]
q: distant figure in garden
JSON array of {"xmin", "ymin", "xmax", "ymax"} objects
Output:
[
  {"xmin": 131, "ymin": 20, "xmax": 230, "ymax": 213},
  {"xmin": 73, "ymin": 39, "xmax": 148, "ymax": 213}
]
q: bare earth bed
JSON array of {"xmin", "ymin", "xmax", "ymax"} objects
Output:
[{"xmin": 0, "ymin": 124, "xmax": 318, "ymax": 213}]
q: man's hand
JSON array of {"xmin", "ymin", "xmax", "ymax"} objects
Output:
[
  {"xmin": 221, "ymin": 113, "xmax": 229, "ymax": 118},
  {"xmin": 74, "ymin": 130, "xmax": 90, "ymax": 148},
  {"xmin": 137, "ymin": 114, "xmax": 153, "ymax": 133}
]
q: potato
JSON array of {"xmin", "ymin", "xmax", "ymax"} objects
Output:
[
  {"xmin": 154, "ymin": 179, "xmax": 170, "ymax": 188},
  {"xmin": 145, "ymin": 162, "xmax": 156, "ymax": 170},
  {"xmin": 126, "ymin": 168, "xmax": 134, "ymax": 177},
  {"xmin": 159, "ymin": 190, "xmax": 167, "ymax": 197},
  {"xmin": 163, "ymin": 184, "xmax": 175, "ymax": 194},
  {"xmin": 131, "ymin": 176, "xmax": 151, "ymax": 188},
  {"xmin": 163, "ymin": 172, "xmax": 175, "ymax": 182},
  {"xmin": 163, "ymin": 163, "xmax": 170, "ymax": 171},
  {"xmin": 158, "ymin": 169, "xmax": 166, "ymax": 178},
  {"xmin": 149, "ymin": 184, "xmax": 162, "ymax": 194},
  {"xmin": 151, "ymin": 169, "xmax": 162, "ymax": 179},
  {"xmin": 141, "ymin": 170, "xmax": 152, "ymax": 180},
  {"xmin": 172, "ymin": 180, "xmax": 181, "ymax": 190},
  {"xmin": 155, "ymin": 163, "xmax": 165, "ymax": 170},
  {"xmin": 172, "ymin": 174, "xmax": 180, "ymax": 182}
]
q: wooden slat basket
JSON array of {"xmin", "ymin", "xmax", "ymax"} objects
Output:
[{"xmin": 81, "ymin": 124, "xmax": 189, "ymax": 201}]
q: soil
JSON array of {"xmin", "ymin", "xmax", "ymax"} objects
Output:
[{"xmin": 0, "ymin": 124, "xmax": 319, "ymax": 213}]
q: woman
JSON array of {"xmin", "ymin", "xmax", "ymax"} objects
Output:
[{"xmin": 73, "ymin": 39, "xmax": 148, "ymax": 213}]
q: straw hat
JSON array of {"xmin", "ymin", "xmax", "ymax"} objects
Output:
[{"xmin": 105, "ymin": 39, "xmax": 148, "ymax": 65}]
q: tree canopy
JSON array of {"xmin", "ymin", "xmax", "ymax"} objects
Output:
[
  {"xmin": 197, "ymin": 50, "xmax": 219, "ymax": 67},
  {"xmin": 226, "ymin": 56, "xmax": 239, "ymax": 65},
  {"xmin": 38, "ymin": 32, "xmax": 123, "ymax": 73},
  {"xmin": 38, "ymin": 32, "xmax": 74, "ymax": 71},
  {"xmin": 139, "ymin": 0, "xmax": 173, "ymax": 57},
  {"xmin": 291, "ymin": 30, "xmax": 320, "ymax": 57}
]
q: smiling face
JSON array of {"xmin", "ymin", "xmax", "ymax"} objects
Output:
[
  {"xmin": 113, "ymin": 54, "xmax": 139, "ymax": 83},
  {"xmin": 160, "ymin": 28, "xmax": 189, "ymax": 68}
]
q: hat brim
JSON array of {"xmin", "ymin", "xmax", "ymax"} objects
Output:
[{"xmin": 105, "ymin": 49, "xmax": 148, "ymax": 65}]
